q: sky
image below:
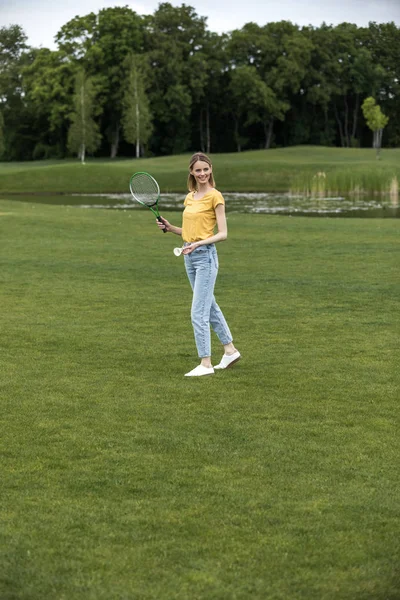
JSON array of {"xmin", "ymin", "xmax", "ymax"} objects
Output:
[{"xmin": 1, "ymin": 0, "xmax": 400, "ymax": 49}]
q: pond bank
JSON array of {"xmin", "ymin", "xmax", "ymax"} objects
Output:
[
  {"xmin": 1, "ymin": 147, "xmax": 400, "ymax": 195},
  {"xmin": 3, "ymin": 192, "xmax": 399, "ymax": 218}
]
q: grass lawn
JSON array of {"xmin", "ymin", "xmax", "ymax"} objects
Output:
[
  {"xmin": 0, "ymin": 199, "xmax": 399, "ymax": 599},
  {"xmin": 0, "ymin": 146, "xmax": 399, "ymax": 194}
]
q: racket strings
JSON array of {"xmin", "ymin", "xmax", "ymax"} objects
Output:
[{"xmin": 130, "ymin": 174, "xmax": 159, "ymax": 206}]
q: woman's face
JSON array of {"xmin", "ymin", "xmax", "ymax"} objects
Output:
[{"xmin": 190, "ymin": 160, "xmax": 212, "ymax": 185}]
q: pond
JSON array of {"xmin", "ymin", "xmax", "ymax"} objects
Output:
[{"xmin": 5, "ymin": 192, "xmax": 400, "ymax": 218}]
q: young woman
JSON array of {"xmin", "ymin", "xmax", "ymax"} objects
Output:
[{"xmin": 156, "ymin": 152, "xmax": 240, "ymax": 377}]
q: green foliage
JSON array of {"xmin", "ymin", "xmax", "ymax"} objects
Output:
[
  {"xmin": 1, "ymin": 16, "xmax": 400, "ymax": 159},
  {"xmin": 366, "ymin": 22, "xmax": 400, "ymax": 146},
  {"xmin": 122, "ymin": 54, "xmax": 153, "ymax": 157},
  {"xmin": 0, "ymin": 25, "xmax": 30, "ymax": 159},
  {"xmin": 56, "ymin": 12, "xmax": 96, "ymax": 55},
  {"xmin": 67, "ymin": 69, "xmax": 101, "ymax": 162},
  {"xmin": 56, "ymin": 7, "xmax": 146, "ymax": 158},
  {"xmin": 362, "ymin": 97, "xmax": 389, "ymax": 133},
  {"xmin": 230, "ymin": 65, "xmax": 290, "ymax": 150},
  {"xmin": 228, "ymin": 21, "xmax": 313, "ymax": 148},
  {"xmin": 0, "ymin": 24, "xmax": 27, "ymax": 95},
  {"xmin": 22, "ymin": 48, "xmax": 76, "ymax": 134},
  {"xmin": 362, "ymin": 97, "xmax": 389, "ymax": 157},
  {"xmin": 299, "ymin": 23, "xmax": 386, "ymax": 148},
  {"xmin": 142, "ymin": 3, "xmax": 208, "ymax": 154}
]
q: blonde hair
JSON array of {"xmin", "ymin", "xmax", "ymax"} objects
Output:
[{"xmin": 187, "ymin": 152, "xmax": 215, "ymax": 192}]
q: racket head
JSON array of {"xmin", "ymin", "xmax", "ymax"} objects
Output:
[{"xmin": 129, "ymin": 172, "xmax": 160, "ymax": 208}]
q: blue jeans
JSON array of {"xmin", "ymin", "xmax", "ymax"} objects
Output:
[{"xmin": 184, "ymin": 244, "xmax": 233, "ymax": 358}]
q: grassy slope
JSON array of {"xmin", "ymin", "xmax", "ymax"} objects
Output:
[
  {"xmin": 0, "ymin": 200, "xmax": 399, "ymax": 599},
  {"xmin": 0, "ymin": 146, "xmax": 400, "ymax": 193}
]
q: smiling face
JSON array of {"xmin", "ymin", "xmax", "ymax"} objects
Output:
[
  {"xmin": 190, "ymin": 160, "xmax": 212, "ymax": 186},
  {"xmin": 187, "ymin": 152, "xmax": 215, "ymax": 192}
]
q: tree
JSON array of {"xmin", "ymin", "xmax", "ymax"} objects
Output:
[
  {"xmin": 361, "ymin": 97, "xmax": 389, "ymax": 159},
  {"xmin": 55, "ymin": 13, "xmax": 98, "ymax": 60},
  {"xmin": 122, "ymin": 54, "xmax": 152, "ymax": 157},
  {"xmin": 229, "ymin": 65, "xmax": 289, "ymax": 150},
  {"xmin": 0, "ymin": 24, "xmax": 27, "ymax": 99},
  {"xmin": 67, "ymin": 68, "xmax": 101, "ymax": 163},
  {"xmin": 22, "ymin": 48, "xmax": 77, "ymax": 158},
  {"xmin": 311, "ymin": 24, "xmax": 385, "ymax": 148},
  {"xmin": 227, "ymin": 21, "xmax": 312, "ymax": 149},
  {"xmin": 0, "ymin": 25, "xmax": 30, "ymax": 159},
  {"xmin": 56, "ymin": 7, "xmax": 146, "ymax": 158},
  {"xmin": 365, "ymin": 22, "xmax": 400, "ymax": 147},
  {"xmin": 2, "ymin": 12, "xmax": 400, "ymax": 159},
  {"xmin": 144, "ymin": 2, "xmax": 208, "ymax": 154}
]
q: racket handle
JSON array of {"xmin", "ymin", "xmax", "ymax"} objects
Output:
[{"xmin": 157, "ymin": 216, "xmax": 167, "ymax": 233}]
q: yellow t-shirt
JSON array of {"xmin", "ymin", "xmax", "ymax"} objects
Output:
[{"xmin": 182, "ymin": 189, "xmax": 225, "ymax": 242}]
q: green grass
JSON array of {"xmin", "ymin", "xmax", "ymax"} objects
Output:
[
  {"xmin": 0, "ymin": 200, "xmax": 399, "ymax": 599},
  {"xmin": 1, "ymin": 146, "xmax": 400, "ymax": 194}
]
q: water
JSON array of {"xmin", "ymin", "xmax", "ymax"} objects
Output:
[{"xmin": 4, "ymin": 192, "xmax": 400, "ymax": 218}]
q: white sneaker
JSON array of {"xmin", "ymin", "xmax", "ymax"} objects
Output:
[
  {"xmin": 214, "ymin": 351, "xmax": 241, "ymax": 370},
  {"xmin": 184, "ymin": 365, "xmax": 214, "ymax": 377}
]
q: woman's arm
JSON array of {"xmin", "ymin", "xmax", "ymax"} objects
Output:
[
  {"xmin": 183, "ymin": 204, "xmax": 227, "ymax": 253},
  {"xmin": 156, "ymin": 216, "xmax": 182, "ymax": 236}
]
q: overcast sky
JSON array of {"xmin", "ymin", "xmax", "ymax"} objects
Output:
[{"xmin": 1, "ymin": 0, "xmax": 400, "ymax": 49}]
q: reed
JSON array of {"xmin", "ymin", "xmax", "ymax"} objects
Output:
[
  {"xmin": 389, "ymin": 175, "xmax": 399, "ymax": 204},
  {"xmin": 290, "ymin": 167, "xmax": 400, "ymax": 200}
]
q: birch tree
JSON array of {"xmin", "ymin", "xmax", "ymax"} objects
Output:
[
  {"xmin": 122, "ymin": 54, "xmax": 152, "ymax": 158},
  {"xmin": 362, "ymin": 97, "xmax": 389, "ymax": 159},
  {"xmin": 67, "ymin": 68, "xmax": 101, "ymax": 163}
]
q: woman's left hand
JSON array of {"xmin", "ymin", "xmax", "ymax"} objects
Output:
[{"xmin": 182, "ymin": 243, "xmax": 198, "ymax": 255}]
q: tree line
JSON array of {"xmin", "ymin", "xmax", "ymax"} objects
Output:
[{"xmin": 0, "ymin": 3, "xmax": 399, "ymax": 161}]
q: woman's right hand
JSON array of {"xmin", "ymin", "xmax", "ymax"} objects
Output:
[{"xmin": 156, "ymin": 216, "xmax": 170, "ymax": 232}]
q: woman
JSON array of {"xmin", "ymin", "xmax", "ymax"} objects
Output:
[{"xmin": 157, "ymin": 152, "xmax": 240, "ymax": 377}]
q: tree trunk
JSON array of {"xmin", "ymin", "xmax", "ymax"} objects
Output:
[
  {"xmin": 110, "ymin": 122, "xmax": 119, "ymax": 158},
  {"xmin": 206, "ymin": 102, "xmax": 210, "ymax": 154},
  {"xmin": 234, "ymin": 117, "xmax": 241, "ymax": 152},
  {"xmin": 135, "ymin": 102, "xmax": 140, "ymax": 158},
  {"xmin": 80, "ymin": 81, "xmax": 86, "ymax": 163},
  {"xmin": 323, "ymin": 106, "xmax": 329, "ymax": 141},
  {"xmin": 265, "ymin": 118, "xmax": 274, "ymax": 149},
  {"xmin": 333, "ymin": 104, "xmax": 345, "ymax": 148},
  {"xmin": 135, "ymin": 75, "xmax": 140, "ymax": 159},
  {"xmin": 352, "ymin": 93, "xmax": 360, "ymax": 141},
  {"xmin": 376, "ymin": 128, "xmax": 383, "ymax": 159},
  {"xmin": 344, "ymin": 96, "xmax": 350, "ymax": 147},
  {"xmin": 199, "ymin": 110, "xmax": 204, "ymax": 152}
]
